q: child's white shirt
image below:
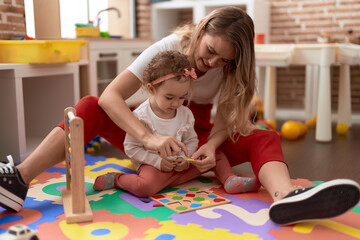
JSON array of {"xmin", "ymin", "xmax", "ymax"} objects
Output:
[{"xmin": 124, "ymin": 99, "xmax": 199, "ymax": 171}]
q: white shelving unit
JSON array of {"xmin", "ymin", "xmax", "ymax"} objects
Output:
[
  {"xmin": 0, "ymin": 62, "xmax": 83, "ymax": 163},
  {"xmin": 151, "ymin": 0, "xmax": 270, "ymax": 42},
  {"xmin": 87, "ymin": 39, "xmax": 152, "ymax": 107}
]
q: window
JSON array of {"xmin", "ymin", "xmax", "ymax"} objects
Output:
[{"xmin": 24, "ymin": 0, "xmax": 108, "ymax": 39}]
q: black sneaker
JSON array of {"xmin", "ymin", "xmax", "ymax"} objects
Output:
[
  {"xmin": 269, "ymin": 179, "xmax": 360, "ymax": 225},
  {"xmin": 0, "ymin": 155, "xmax": 29, "ymax": 212}
]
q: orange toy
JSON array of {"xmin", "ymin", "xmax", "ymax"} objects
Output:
[
  {"xmin": 305, "ymin": 115, "xmax": 317, "ymax": 128},
  {"xmin": 281, "ymin": 121, "xmax": 307, "ymax": 140}
]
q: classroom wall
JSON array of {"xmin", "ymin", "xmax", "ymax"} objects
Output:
[
  {"xmin": 270, "ymin": 0, "xmax": 360, "ymax": 113},
  {"xmin": 1, "ymin": 0, "xmax": 359, "ymax": 113},
  {"xmin": 136, "ymin": 0, "xmax": 151, "ymax": 39},
  {"xmin": 270, "ymin": 0, "xmax": 360, "ymax": 44},
  {"xmin": 0, "ymin": 0, "xmax": 26, "ymax": 40}
]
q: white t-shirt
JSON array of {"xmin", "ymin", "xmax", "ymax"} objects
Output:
[
  {"xmin": 123, "ymin": 99, "xmax": 199, "ymax": 171},
  {"xmin": 127, "ymin": 34, "xmax": 223, "ymax": 104}
]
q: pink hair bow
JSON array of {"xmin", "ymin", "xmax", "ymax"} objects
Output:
[
  {"xmin": 152, "ymin": 68, "xmax": 197, "ymax": 85},
  {"xmin": 184, "ymin": 68, "xmax": 197, "ymax": 80}
]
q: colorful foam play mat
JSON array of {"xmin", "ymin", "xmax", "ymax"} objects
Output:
[{"xmin": 1, "ymin": 154, "xmax": 360, "ymax": 239}]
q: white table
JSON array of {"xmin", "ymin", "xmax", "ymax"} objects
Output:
[
  {"xmin": 0, "ymin": 62, "xmax": 82, "ymax": 163},
  {"xmin": 255, "ymin": 43, "xmax": 358, "ymax": 142},
  {"xmin": 336, "ymin": 43, "xmax": 360, "ymax": 127}
]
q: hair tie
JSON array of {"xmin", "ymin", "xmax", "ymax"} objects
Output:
[{"xmin": 152, "ymin": 68, "xmax": 197, "ymax": 85}]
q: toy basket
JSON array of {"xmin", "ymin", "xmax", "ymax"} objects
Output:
[
  {"xmin": 75, "ymin": 26, "xmax": 100, "ymax": 37},
  {"xmin": 0, "ymin": 40, "xmax": 88, "ymax": 64}
]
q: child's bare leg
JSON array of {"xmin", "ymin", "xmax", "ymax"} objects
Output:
[
  {"xmin": 17, "ymin": 127, "xmax": 66, "ymax": 184},
  {"xmin": 257, "ymin": 161, "xmax": 294, "ymax": 201}
]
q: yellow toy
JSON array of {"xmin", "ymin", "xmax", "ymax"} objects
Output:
[
  {"xmin": 281, "ymin": 120, "xmax": 307, "ymax": 140},
  {"xmin": 266, "ymin": 119, "xmax": 277, "ymax": 129},
  {"xmin": 336, "ymin": 122, "xmax": 349, "ymax": 135}
]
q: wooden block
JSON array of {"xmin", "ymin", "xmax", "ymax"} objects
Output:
[{"xmin": 61, "ymin": 188, "xmax": 93, "ymax": 223}]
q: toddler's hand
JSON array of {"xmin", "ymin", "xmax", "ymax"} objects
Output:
[
  {"xmin": 173, "ymin": 158, "xmax": 189, "ymax": 172},
  {"xmin": 143, "ymin": 135, "xmax": 188, "ymax": 159},
  {"xmin": 160, "ymin": 158, "xmax": 174, "ymax": 172}
]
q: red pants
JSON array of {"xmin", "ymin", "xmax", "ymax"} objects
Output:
[
  {"xmin": 113, "ymin": 151, "xmax": 234, "ymax": 197},
  {"xmin": 58, "ymin": 96, "xmax": 285, "ymax": 194}
]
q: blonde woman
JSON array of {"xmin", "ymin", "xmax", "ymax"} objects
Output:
[
  {"xmin": 93, "ymin": 50, "xmax": 260, "ymax": 196},
  {"xmin": 1, "ymin": 6, "xmax": 359, "ymax": 225}
]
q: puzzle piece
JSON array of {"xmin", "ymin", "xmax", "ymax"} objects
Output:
[
  {"xmin": 211, "ymin": 185, "xmax": 274, "ymax": 203},
  {"xmin": 84, "ymin": 158, "xmax": 137, "ymax": 179},
  {"xmin": 45, "ymin": 161, "xmax": 67, "ymax": 174},
  {"xmin": 119, "ymin": 192, "xmax": 158, "ymax": 211},
  {"xmin": 293, "ymin": 178, "xmax": 318, "ymax": 188},
  {"xmin": 270, "ymin": 219, "xmax": 360, "ymax": 239},
  {"xmin": 90, "ymin": 190, "xmax": 175, "ymax": 221},
  {"xmin": 0, "ymin": 197, "xmax": 64, "ymax": 234},
  {"xmin": 37, "ymin": 209, "xmax": 161, "ymax": 240},
  {"xmin": 28, "ymin": 175, "xmax": 114, "ymax": 204},
  {"xmin": 83, "ymin": 154, "xmax": 107, "ymax": 166},
  {"xmin": 196, "ymin": 204, "xmax": 269, "ymax": 226},
  {"xmin": 171, "ymin": 195, "xmax": 281, "ymax": 239},
  {"xmin": 143, "ymin": 220, "xmax": 262, "ymax": 240},
  {"xmin": 30, "ymin": 171, "xmax": 63, "ymax": 186},
  {"xmin": 353, "ymin": 205, "xmax": 360, "ymax": 214}
]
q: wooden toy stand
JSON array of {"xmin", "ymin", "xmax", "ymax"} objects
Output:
[{"xmin": 61, "ymin": 107, "xmax": 93, "ymax": 223}]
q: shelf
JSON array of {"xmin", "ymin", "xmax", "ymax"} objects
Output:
[
  {"xmin": 0, "ymin": 63, "xmax": 81, "ymax": 163},
  {"xmin": 87, "ymin": 40, "xmax": 152, "ymax": 97},
  {"xmin": 151, "ymin": 0, "xmax": 270, "ymax": 42}
]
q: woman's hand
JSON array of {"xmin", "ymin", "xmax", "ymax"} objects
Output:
[
  {"xmin": 143, "ymin": 135, "xmax": 188, "ymax": 159},
  {"xmin": 173, "ymin": 158, "xmax": 189, "ymax": 172},
  {"xmin": 161, "ymin": 158, "xmax": 175, "ymax": 172},
  {"xmin": 191, "ymin": 143, "xmax": 216, "ymax": 172}
]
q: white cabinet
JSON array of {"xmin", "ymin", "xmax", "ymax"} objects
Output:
[
  {"xmin": 0, "ymin": 63, "xmax": 83, "ymax": 163},
  {"xmin": 87, "ymin": 39, "xmax": 152, "ymax": 106},
  {"xmin": 151, "ymin": 0, "xmax": 270, "ymax": 42}
]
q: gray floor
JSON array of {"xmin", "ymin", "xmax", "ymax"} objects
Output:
[{"xmin": 93, "ymin": 122, "xmax": 360, "ymax": 184}]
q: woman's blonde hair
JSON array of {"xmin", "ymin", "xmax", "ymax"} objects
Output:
[{"xmin": 174, "ymin": 6, "xmax": 256, "ymax": 141}]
